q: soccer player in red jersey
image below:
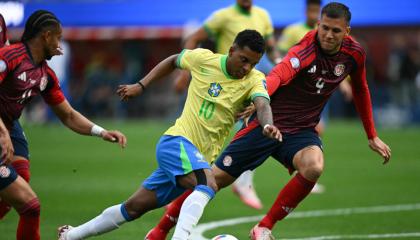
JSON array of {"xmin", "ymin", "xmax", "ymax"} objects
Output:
[
  {"xmin": 145, "ymin": 2, "xmax": 391, "ymax": 240},
  {"xmin": 0, "ymin": 10, "xmax": 127, "ymax": 240}
]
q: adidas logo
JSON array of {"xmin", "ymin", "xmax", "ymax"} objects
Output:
[
  {"xmin": 308, "ymin": 65, "xmax": 316, "ymax": 73},
  {"xmin": 18, "ymin": 72, "xmax": 27, "ymax": 82},
  {"xmin": 282, "ymin": 206, "xmax": 295, "ymax": 213}
]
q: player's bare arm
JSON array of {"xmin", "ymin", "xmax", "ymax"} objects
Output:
[
  {"xmin": 118, "ymin": 54, "xmax": 179, "ymax": 100},
  {"xmin": 253, "ymin": 96, "xmax": 282, "ymax": 141},
  {"xmin": 0, "ymin": 118, "xmax": 14, "ymax": 165},
  {"xmin": 50, "ymin": 100, "xmax": 127, "ymax": 148}
]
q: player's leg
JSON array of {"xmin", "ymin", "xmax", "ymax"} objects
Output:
[
  {"xmin": 59, "ymin": 169, "xmax": 172, "ymax": 240},
  {"xmin": 252, "ymin": 130, "xmax": 323, "ymax": 240},
  {"xmin": 0, "ymin": 120, "xmax": 31, "ymax": 219},
  {"xmin": 232, "ymin": 170, "xmax": 262, "ymax": 209},
  {"xmin": 0, "ymin": 166, "xmax": 40, "ymax": 240},
  {"xmin": 145, "ymin": 126, "xmax": 279, "ymax": 240}
]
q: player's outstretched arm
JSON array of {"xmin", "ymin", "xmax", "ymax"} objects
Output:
[
  {"xmin": 50, "ymin": 100, "xmax": 127, "ymax": 148},
  {"xmin": 117, "ymin": 54, "xmax": 179, "ymax": 101},
  {"xmin": 0, "ymin": 118, "xmax": 14, "ymax": 165},
  {"xmin": 368, "ymin": 137, "xmax": 391, "ymax": 164},
  {"xmin": 253, "ymin": 96, "xmax": 282, "ymax": 141}
]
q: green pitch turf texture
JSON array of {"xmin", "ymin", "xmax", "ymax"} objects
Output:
[{"xmin": 1, "ymin": 120, "xmax": 419, "ymax": 240}]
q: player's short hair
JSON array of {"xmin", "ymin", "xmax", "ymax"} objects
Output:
[
  {"xmin": 21, "ymin": 10, "xmax": 60, "ymax": 42},
  {"xmin": 321, "ymin": 2, "xmax": 351, "ymax": 24},
  {"xmin": 233, "ymin": 29, "xmax": 265, "ymax": 54},
  {"xmin": 307, "ymin": 0, "xmax": 321, "ymax": 6}
]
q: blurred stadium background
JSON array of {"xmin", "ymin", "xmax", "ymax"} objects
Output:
[{"xmin": 1, "ymin": 0, "xmax": 420, "ymax": 239}]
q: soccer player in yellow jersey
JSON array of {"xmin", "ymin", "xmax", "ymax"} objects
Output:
[
  {"xmin": 58, "ymin": 30, "xmax": 281, "ymax": 240},
  {"xmin": 174, "ymin": 0, "xmax": 280, "ymax": 211},
  {"xmin": 277, "ymin": 0, "xmax": 321, "ymax": 54}
]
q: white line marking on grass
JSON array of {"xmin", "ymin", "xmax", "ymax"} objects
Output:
[
  {"xmin": 191, "ymin": 203, "xmax": 420, "ymax": 240},
  {"xmin": 282, "ymin": 232, "xmax": 420, "ymax": 240}
]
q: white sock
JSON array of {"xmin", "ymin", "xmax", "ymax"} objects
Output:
[
  {"xmin": 67, "ymin": 204, "xmax": 129, "ymax": 240},
  {"xmin": 171, "ymin": 190, "xmax": 211, "ymax": 240},
  {"xmin": 234, "ymin": 170, "xmax": 254, "ymax": 188}
]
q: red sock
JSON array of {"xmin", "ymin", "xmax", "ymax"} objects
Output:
[
  {"xmin": 0, "ymin": 160, "xmax": 31, "ymax": 219},
  {"xmin": 157, "ymin": 189, "xmax": 193, "ymax": 232},
  {"xmin": 16, "ymin": 197, "xmax": 40, "ymax": 240},
  {"xmin": 259, "ymin": 173, "xmax": 315, "ymax": 230}
]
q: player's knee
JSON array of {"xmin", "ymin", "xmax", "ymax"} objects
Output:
[
  {"xmin": 17, "ymin": 197, "xmax": 40, "ymax": 217},
  {"xmin": 300, "ymin": 161, "xmax": 324, "ymax": 181}
]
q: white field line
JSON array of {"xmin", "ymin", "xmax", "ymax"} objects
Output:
[
  {"xmin": 282, "ymin": 232, "xmax": 420, "ymax": 240},
  {"xmin": 191, "ymin": 203, "xmax": 420, "ymax": 240}
]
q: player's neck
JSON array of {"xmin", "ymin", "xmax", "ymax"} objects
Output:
[{"xmin": 26, "ymin": 40, "xmax": 45, "ymax": 65}]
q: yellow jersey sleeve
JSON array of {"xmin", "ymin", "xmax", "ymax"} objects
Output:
[
  {"xmin": 260, "ymin": 8, "xmax": 274, "ymax": 39},
  {"xmin": 203, "ymin": 9, "xmax": 226, "ymax": 39},
  {"xmin": 247, "ymin": 70, "xmax": 270, "ymax": 102},
  {"xmin": 176, "ymin": 48, "xmax": 213, "ymax": 71}
]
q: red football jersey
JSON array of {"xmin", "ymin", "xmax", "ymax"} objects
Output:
[
  {"xmin": 267, "ymin": 30, "xmax": 376, "ymax": 139},
  {"xmin": 0, "ymin": 43, "xmax": 65, "ymax": 129}
]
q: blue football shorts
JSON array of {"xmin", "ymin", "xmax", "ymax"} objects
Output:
[{"xmin": 143, "ymin": 135, "xmax": 211, "ymax": 207}]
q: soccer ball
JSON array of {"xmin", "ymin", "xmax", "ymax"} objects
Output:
[{"xmin": 211, "ymin": 234, "xmax": 239, "ymax": 240}]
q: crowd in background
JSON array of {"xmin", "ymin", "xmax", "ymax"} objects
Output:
[{"xmin": 21, "ymin": 26, "xmax": 420, "ymax": 127}]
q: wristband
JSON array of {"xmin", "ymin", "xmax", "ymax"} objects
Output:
[
  {"xmin": 91, "ymin": 125, "xmax": 105, "ymax": 137},
  {"xmin": 263, "ymin": 124, "xmax": 271, "ymax": 130},
  {"xmin": 137, "ymin": 81, "xmax": 146, "ymax": 91}
]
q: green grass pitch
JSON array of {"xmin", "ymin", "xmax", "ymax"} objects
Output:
[{"xmin": 1, "ymin": 120, "xmax": 419, "ymax": 239}]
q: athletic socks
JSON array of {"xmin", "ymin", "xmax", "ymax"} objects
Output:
[
  {"xmin": 16, "ymin": 197, "xmax": 40, "ymax": 240},
  {"xmin": 66, "ymin": 204, "xmax": 132, "ymax": 240},
  {"xmin": 259, "ymin": 173, "xmax": 315, "ymax": 230},
  {"xmin": 157, "ymin": 189, "xmax": 193, "ymax": 233},
  {"xmin": 171, "ymin": 185, "xmax": 215, "ymax": 240}
]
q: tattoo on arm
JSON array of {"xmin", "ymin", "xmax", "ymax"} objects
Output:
[{"xmin": 254, "ymin": 96, "xmax": 273, "ymax": 127}]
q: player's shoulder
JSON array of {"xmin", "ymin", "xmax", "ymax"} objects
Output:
[
  {"xmin": 247, "ymin": 68, "xmax": 266, "ymax": 82},
  {"xmin": 289, "ymin": 30, "xmax": 317, "ymax": 57},
  {"xmin": 341, "ymin": 36, "xmax": 366, "ymax": 60},
  {"xmin": 186, "ymin": 48, "xmax": 215, "ymax": 59},
  {"xmin": 0, "ymin": 43, "xmax": 27, "ymax": 62},
  {"xmin": 252, "ymin": 5, "xmax": 270, "ymax": 17}
]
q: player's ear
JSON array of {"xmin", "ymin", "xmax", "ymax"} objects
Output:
[
  {"xmin": 228, "ymin": 46, "xmax": 235, "ymax": 57},
  {"xmin": 345, "ymin": 26, "xmax": 351, "ymax": 36}
]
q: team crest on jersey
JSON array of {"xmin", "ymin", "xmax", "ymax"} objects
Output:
[
  {"xmin": 334, "ymin": 64, "xmax": 345, "ymax": 76},
  {"xmin": 290, "ymin": 57, "xmax": 300, "ymax": 69},
  {"xmin": 223, "ymin": 155, "xmax": 233, "ymax": 167},
  {"xmin": 0, "ymin": 166, "xmax": 11, "ymax": 178},
  {"xmin": 0, "ymin": 60, "xmax": 6, "ymax": 72},
  {"xmin": 40, "ymin": 75, "xmax": 48, "ymax": 91},
  {"xmin": 208, "ymin": 82, "xmax": 222, "ymax": 97}
]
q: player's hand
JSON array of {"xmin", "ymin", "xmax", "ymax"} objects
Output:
[
  {"xmin": 368, "ymin": 137, "xmax": 391, "ymax": 164},
  {"xmin": 117, "ymin": 83, "xmax": 143, "ymax": 101},
  {"xmin": 262, "ymin": 124, "xmax": 282, "ymax": 142},
  {"xmin": 236, "ymin": 103, "xmax": 256, "ymax": 126},
  {"xmin": 101, "ymin": 130, "xmax": 127, "ymax": 148},
  {"xmin": 0, "ymin": 132, "xmax": 14, "ymax": 165}
]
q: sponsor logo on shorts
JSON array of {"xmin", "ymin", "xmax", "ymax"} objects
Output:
[
  {"xmin": 223, "ymin": 155, "xmax": 232, "ymax": 167},
  {"xmin": 0, "ymin": 166, "xmax": 11, "ymax": 178}
]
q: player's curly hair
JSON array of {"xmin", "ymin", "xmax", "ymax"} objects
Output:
[
  {"xmin": 321, "ymin": 2, "xmax": 351, "ymax": 24},
  {"xmin": 233, "ymin": 29, "xmax": 265, "ymax": 54},
  {"xmin": 21, "ymin": 10, "xmax": 60, "ymax": 42}
]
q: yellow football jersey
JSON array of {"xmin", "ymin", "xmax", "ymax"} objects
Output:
[
  {"xmin": 165, "ymin": 48, "xmax": 269, "ymax": 163},
  {"xmin": 277, "ymin": 22, "xmax": 314, "ymax": 53},
  {"xmin": 204, "ymin": 4, "xmax": 274, "ymax": 54}
]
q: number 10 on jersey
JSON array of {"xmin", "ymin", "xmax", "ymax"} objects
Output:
[{"xmin": 199, "ymin": 99, "xmax": 215, "ymax": 120}]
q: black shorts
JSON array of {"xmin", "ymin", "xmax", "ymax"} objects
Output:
[{"xmin": 215, "ymin": 126, "xmax": 323, "ymax": 178}]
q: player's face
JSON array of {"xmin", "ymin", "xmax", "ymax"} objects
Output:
[
  {"xmin": 317, "ymin": 15, "xmax": 350, "ymax": 55},
  {"xmin": 227, "ymin": 45, "xmax": 262, "ymax": 79},
  {"xmin": 44, "ymin": 25, "xmax": 63, "ymax": 60},
  {"xmin": 306, "ymin": 4, "xmax": 320, "ymax": 28},
  {"xmin": 237, "ymin": 0, "xmax": 252, "ymax": 10}
]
